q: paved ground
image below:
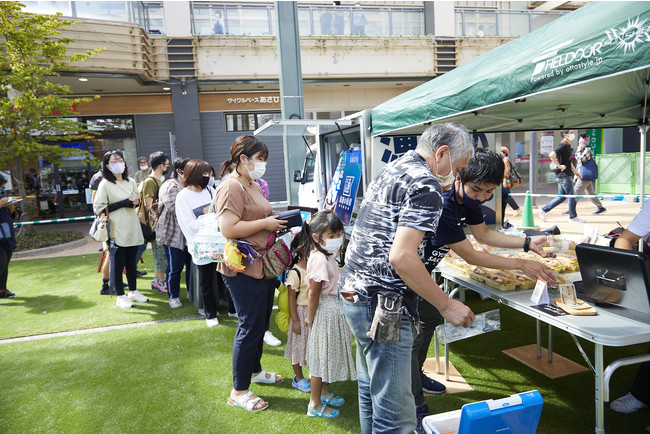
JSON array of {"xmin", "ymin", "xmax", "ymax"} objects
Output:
[{"xmin": 13, "ymin": 191, "xmax": 644, "ymax": 261}]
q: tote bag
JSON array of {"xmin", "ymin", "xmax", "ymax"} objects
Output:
[{"xmin": 580, "ymin": 157, "xmax": 598, "ymax": 181}]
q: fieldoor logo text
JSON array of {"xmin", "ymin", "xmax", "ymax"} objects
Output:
[{"xmin": 530, "ymin": 15, "xmax": 648, "ymax": 83}]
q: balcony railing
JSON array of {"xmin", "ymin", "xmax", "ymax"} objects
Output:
[
  {"xmin": 455, "ymin": 8, "xmax": 568, "ymax": 37},
  {"xmin": 191, "ymin": 2, "xmax": 424, "ymax": 37}
]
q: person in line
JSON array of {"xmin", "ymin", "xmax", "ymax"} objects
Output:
[
  {"xmin": 138, "ymin": 151, "xmax": 170, "ymax": 293},
  {"xmin": 284, "ymin": 235, "xmax": 311, "ymax": 393},
  {"xmin": 609, "ymin": 201, "xmax": 650, "ymax": 414},
  {"xmin": 573, "ymin": 134, "xmax": 606, "ymax": 215},
  {"xmin": 302, "ymin": 210, "xmax": 356, "ymax": 418},
  {"xmin": 500, "ymin": 146, "xmax": 522, "ymax": 220},
  {"xmin": 413, "ymin": 149, "xmax": 556, "ymax": 429},
  {"xmin": 93, "ymin": 150, "xmax": 148, "ymax": 308},
  {"xmin": 176, "ymin": 159, "xmax": 220, "ymax": 326},
  {"xmin": 339, "ymin": 123, "xmax": 476, "ymax": 433},
  {"xmin": 216, "ymin": 135, "xmax": 287, "ymax": 412},
  {"xmin": 157, "ymin": 157, "xmax": 192, "ymax": 309},
  {"xmin": 213, "ymin": 10, "xmax": 224, "ymax": 35},
  {"xmin": 134, "ymin": 156, "xmax": 150, "ymax": 186},
  {"xmin": 538, "ymin": 129, "xmax": 584, "ymax": 223},
  {"xmin": 0, "ymin": 174, "xmax": 17, "ymax": 299}
]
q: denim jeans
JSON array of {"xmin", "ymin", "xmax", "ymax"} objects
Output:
[
  {"xmin": 164, "ymin": 246, "xmax": 191, "ymax": 300},
  {"xmin": 339, "ymin": 290, "xmax": 416, "ymax": 434},
  {"xmin": 542, "ymin": 173, "xmax": 577, "ymax": 218}
]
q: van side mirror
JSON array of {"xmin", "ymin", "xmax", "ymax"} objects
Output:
[{"xmin": 293, "ymin": 170, "xmax": 302, "ymax": 183}]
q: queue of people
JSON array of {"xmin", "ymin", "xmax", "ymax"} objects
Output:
[{"xmin": 4, "ymin": 124, "xmax": 647, "ymax": 432}]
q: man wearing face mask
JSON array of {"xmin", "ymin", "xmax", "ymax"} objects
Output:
[
  {"xmin": 538, "ymin": 129, "xmax": 584, "ymax": 223},
  {"xmin": 339, "ymin": 123, "xmax": 476, "ymax": 434},
  {"xmin": 412, "ymin": 149, "xmax": 556, "ymax": 431},
  {"xmin": 138, "ymin": 151, "xmax": 170, "ymax": 293},
  {"xmin": 134, "ymin": 156, "xmax": 150, "ymax": 186}
]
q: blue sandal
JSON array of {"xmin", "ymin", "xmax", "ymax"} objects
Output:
[
  {"xmin": 307, "ymin": 404, "xmax": 340, "ymax": 418},
  {"xmin": 321, "ymin": 393, "xmax": 345, "ymax": 408}
]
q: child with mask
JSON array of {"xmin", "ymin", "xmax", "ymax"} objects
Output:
[{"xmin": 297, "ymin": 210, "xmax": 356, "ymax": 418}]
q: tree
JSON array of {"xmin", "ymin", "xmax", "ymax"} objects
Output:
[{"xmin": 0, "ymin": 1, "xmax": 101, "ymax": 216}]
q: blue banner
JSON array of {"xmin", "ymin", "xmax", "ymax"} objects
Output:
[{"xmin": 327, "ymin": 149, "xmax": 362, "ymax": 225}]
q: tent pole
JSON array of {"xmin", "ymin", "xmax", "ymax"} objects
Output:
[
  {"xmin": 640, "ymin": 124, "xmax": 648, "ymax": 220},
  {"xmin": 530, "ymin": 131, "xmax": 538, "ymax": 208}
]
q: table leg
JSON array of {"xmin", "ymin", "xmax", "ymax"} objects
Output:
[
  {"xmin": 536, "ymin": 319, "xmax": 541, "ymax": 358},
  {"xmin": 548, "ymin": 324, "xmax": 553, "ymax": 363},
  {"xmin": 595, "ymin": 344, "xmax": 605, "ymax": 434}
]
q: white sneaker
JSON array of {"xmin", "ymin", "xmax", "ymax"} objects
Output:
[
  {"xmin": 537, "ymin": 209, "xmax": 547, "ymax": 222},
  {"xmin": 206, "ymin": 317, "xmax": 220, "ymax": 327},
  {"xmin": 610, "ymin": 392, "xmax": 648, "ymax": 414},
  {"xmin": 228, "ymin": 312, "xmax": 238, "ymax": 318},
  {"xmin": 198, "ymin": 308, "xmax": 206, "ymax": 317},
  {"xmin": 569, "ymin": 216, "xmax": 586, "ymax": 223},
  {"xmin": 128, "ymin": 290, "xmax": 149, "ymax": 303},
  {"xmin": 264, "ymin": 331, "xmax": 281, "ymax": 346},
  {"xmin": 169, "ymin": 297, "xmax": 182, "ymax": 309},
  {"xmin": 514, "ymin": 208, "xmax": 523, "ymax": 217},
  {"xmin": 116, "ymin": 295, "xmax": 133, "ymax": 309}
]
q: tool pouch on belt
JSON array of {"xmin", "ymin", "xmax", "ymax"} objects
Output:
[{"xmin": 366, "ymin": 294, "xmax": 403, "ymax": 343}]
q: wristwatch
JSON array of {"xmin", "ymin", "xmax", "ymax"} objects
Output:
[{"xmin": 523, "ymin": 236, "xmax": 531, "ymax": 253}]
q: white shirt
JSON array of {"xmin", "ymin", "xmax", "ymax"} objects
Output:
[
  {"xmin": 175, "ymin": 187, "xmax": 214, "ymax": 265},
  {"xmin": 627, "ymin": 200, "xmax": 650, "ymax": 238}
]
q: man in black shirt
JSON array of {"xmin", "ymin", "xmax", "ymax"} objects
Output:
[{"xmin": 538, "ymin": 129, "xmax": 584, "ymax": 223}]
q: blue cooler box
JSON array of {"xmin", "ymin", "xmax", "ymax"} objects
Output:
[{"xmin": 422, "ymin": 390, "xmax": 543, "ymax": 434}]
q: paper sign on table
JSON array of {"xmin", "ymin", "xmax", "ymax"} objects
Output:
[{"xmin": 531, "ymin": 279, "xmax": 550, "ymax": 305}]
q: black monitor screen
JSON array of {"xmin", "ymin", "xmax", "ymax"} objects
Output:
[{"xmin": 576, "ymin": 243, "xmax": 650, "ymax": 324}]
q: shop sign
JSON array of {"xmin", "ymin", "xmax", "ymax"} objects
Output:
[
  {"xmin": 227, "ymin": 96, "xmax": 280, "ymax": 104},
  {"xmin": 584, "ymin": 128, "xmax": 602, "ymax": 154}
]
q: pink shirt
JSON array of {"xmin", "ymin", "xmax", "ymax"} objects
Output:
[{"xmin": 306, "ymin": 250, "xmax": 340, "ymax": 296}]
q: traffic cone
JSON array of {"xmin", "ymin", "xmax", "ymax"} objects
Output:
[{"xmin": 519, "ymin": 190, "xmax": 538, "ymax": 230}]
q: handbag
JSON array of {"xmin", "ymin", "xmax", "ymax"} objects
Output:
[
  {"xmin": 141, "ymin": 176, "xmax": 160, "ymax": 235},
  {"xmin": 140, "ymin": 222, "xmax": 155, "ymax": 242},
  {"xmin": 0, "ymin": 222, "xmax": 12, "ymax": 241},
  {"xmin": 580, "ymin": 157, "xmax": 598, "ymax": 181},
  {"xmin": 503, "ymin": 158, "xmax": 523, "ymax": 189},
  {"xmin": 89, "ymin": 209, "xmax": 111, "ymax": 242},
  {"xmin": 261, "ymin": 232, "xmax": 292, "ymax": 280}
]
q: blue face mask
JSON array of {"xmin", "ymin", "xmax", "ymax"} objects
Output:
[{"xmin": 460, "ymin": 184, "xmax": 493, "ymax": 209}]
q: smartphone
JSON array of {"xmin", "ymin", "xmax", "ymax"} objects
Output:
[{"xmin": 128, "ymin": 192, "xmax": 137, "ymax": 201}]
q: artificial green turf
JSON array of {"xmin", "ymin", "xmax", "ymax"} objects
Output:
[
  {"xmin": 2, "ymin": 256, "xmax": 649, "ymax": 433},
  {"xmin": 3, "ymin": 251, "xmax": 198, "ymax": 340}
]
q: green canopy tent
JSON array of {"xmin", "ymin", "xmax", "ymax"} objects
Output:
[{"xmin": 371, "ymin": 1, "xmax": 650, "ymax": 198}]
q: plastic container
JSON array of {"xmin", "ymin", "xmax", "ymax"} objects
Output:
[{"xmin": 422, "ymin": 390, "xmax": 543, "ymax": 434}]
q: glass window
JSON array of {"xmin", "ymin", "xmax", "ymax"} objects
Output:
[
  {"xmin": 86, "ymin": 117, "xmax": 134, "ymax": 133},
  {"xmin": 192, "ymin": 3, "xmax": 275, "ymax": 36},
  {"xmin": 74, "ymin": 1, "xmax": 129, "ymax": 22},
  {"xmin": 225, "ymin": 112, "xmax": 281, "ymax": 132},
  {"xmin": 21, "ymin": 1, "xmax": 72, "ymax": 16}
]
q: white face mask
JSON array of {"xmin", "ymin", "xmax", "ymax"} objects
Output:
[
  {"xmin": 323, "ymin": 236, "xmax": 343, "ymax": 254},
  {"xmin": 208, "ymin": 176, "xmax": 216, "ymax": 188},
  {"xmin": 567, "ymin": 134, "xmax": 575, "ymax": 142},
  {"xmin": 435, "ymin": 152, "xmax": 455, "ymax": 189},
  {"xmin": 245, "ymin": 157, "xmax": 267, "ymax": 181},
  {"xmin": 108, "ymin": 162, "xmax": 125, "ymax": 175},
  {"xmin": 139, "ymin": 165, "xmax": 148, "ymax": 171}
]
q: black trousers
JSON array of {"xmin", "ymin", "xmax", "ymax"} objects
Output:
[
  {"xmin": 411, "ymin": 298, "xmax": 444, "ymax": 406},
  {"xmin": 631, "ymin": 355, "xmax": 650, "ymax": 406},
  {"xmin": 197, "ymin": 263, "xmax": 219, "ymax": 319},
  {"xmin": 109, "ymin": 244, "xmax": 138, "ymax": 296},
  {"xmin": 0, "ymin": 248, "xmax": 12, "ymax": 289}
]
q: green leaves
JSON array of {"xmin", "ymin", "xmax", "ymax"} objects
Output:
[{"xmin": 0, "ymin": 1, "xmax": 100, "ymax": 172}]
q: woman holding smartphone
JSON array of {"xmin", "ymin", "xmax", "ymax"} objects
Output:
[{"xmin": 94, "ymin": 150, "xmax": 148, "ymax": 309}]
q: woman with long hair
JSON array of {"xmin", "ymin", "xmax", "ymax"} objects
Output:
[{"xmin": 93, "ymin": 150, "xmax": 148, "ymax": 308}]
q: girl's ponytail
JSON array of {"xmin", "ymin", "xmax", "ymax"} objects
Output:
[{"xmin": 219, "ymin": 159, "xmax": 233, "ymax": 178}]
